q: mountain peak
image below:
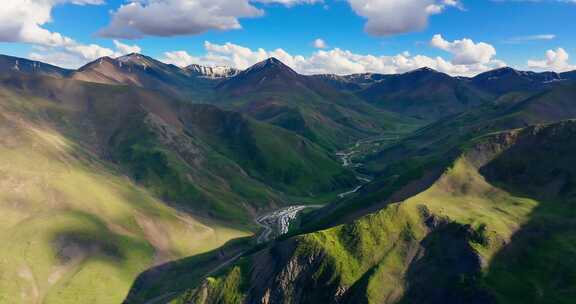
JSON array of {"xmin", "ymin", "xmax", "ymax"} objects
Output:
[
  {"xmin": 399, "ymin": 67, "xmax": 452, "ymax": 81},
  {"xmin": 117, "ymin": 52, "xmax": 142, "ymax": 60},
  {"xmin": 407, "ymin": 67, "xmax": 441, "ymax": 74},
  {"xmin": 486, "ymin": 66, "xmax": 519, "ymax": 75},
  {"xmin": 474, "ymin": 66, "xmax": 562, "ymax": 81},
  {"xmin": 116, "ymin": 53, "xmax": 157, "ymax": 66},
  {"xmin": 216, "ymin": 57, "xmax": 304, "ymax": 93},
  {"xmin": 245, "ymin": 57, "xmax": 295, "ymax": 73},
  {"xmin": 264, "ymin": 57, "xmax": 283, "ymax": 65},
  {"xmin": 77, "ymin": 56, "xmax": 117, "ymax": 71}
]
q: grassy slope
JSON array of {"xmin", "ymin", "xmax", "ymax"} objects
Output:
[
  {"xmin": 305, "ymin": 83, "xmax": 576, "ymax": 227},
  {"xmin": 170, "ymin": 121, "xmax": 576, "ymax": 304},
  {"xmin": 478, "ymin": 122, "xmax": 576, "ymax": 304},
  {"xmin": 0, "ymin": 73, "xmax": 358, "ymax": 303},
  {"xmin": 177, "ymin": 104, "xmax": 358, "ymax": 198},
  {"xmin": 0, "ymin": 75, "xmax": 357, "ymax": 224},
  {"xmin": 0, "ymin": 98, "xmax": 249, "ymax": 304}
]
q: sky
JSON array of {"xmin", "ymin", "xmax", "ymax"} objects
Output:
[{"xmin": 0, "ymin": 0, "xmax": 575, "ymax": 76}]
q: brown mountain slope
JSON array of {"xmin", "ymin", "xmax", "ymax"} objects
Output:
[{"xmin": 71, "ymin": 54, "xmax": 218, "ymax": 101}]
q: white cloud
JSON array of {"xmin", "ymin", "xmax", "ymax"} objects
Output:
[
  {"xmin": 162, "ymin": 51, "xmax": 201, "ymax": 67},
  {"xmin": 313, "ymin": 38, "xmax": 328, "ymax": 49},
  {"xmin": 528, "ymin": 48, "xmax": 575, "ymax": 72},
  {"xmin": 0, "ymin": 0, "xmax": 103, "ymax": 46},
  {"xmin": 253, "ymin": 0, "xmax": 322, "ymax": 6},
  {"xmin": 431, "ymin": 34, "xmax": 497, "ymax": 65},
  {"xmin": 99, "ymin": 0, "xmax": 263, "ymax": 39},
  {"xmin": 0, "ymin": 0, "xmax": 142, "ymax": 68},
  {"xmin": 161, "ymin": 37, "xmax": 505, "ymax": 76},
  {"xmin": 346, "ymin": 0, "xmax": 461, "ymax": 36},
  {"xmin": 113, "ymin": 40, "xmax": 142, "ymax": 54}
]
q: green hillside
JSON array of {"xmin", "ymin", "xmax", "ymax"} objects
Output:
[
  {"xmin": 164, "ymin": 120, "xmax": 576, "ymax": 304},
  {"xmin": 0, "ymin": 74, "xmax": 356, "ymax": 224},
  {"xmin": 0, "ymin": 72, "xmax": 360, "ymax": 303},
  {"xmin": 2, "ymin": 53, "xmax": 576, "ymax": 304},
  {"xmin": 0, "ymin": 89, "xmax": 250, "ymax": 304}
]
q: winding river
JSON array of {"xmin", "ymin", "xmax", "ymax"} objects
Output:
[{"xmin": 254, "ymin": 140, "xmax": 376, "ymax": 243}]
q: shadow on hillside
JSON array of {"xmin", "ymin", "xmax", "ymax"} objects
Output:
[
  {"xmin": 400, "ymin": 123, "xmax": 576, "ymax": 304},
  {"xmin": 400, "ymin": 221, "xmax": 496, "ymax": 304},
  {"xmin": 123, "ymin": 237, "xmax": 253, "ymax": 304},
  {"xmin": 475, "ymin": 130, "xmax": 576, "ymax": 304}
]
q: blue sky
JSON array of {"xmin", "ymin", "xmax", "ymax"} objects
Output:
[{"xmin": 1, "ymin": 0, "xmax": 575, "ymax": 75}]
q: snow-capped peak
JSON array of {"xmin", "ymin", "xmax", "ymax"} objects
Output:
[{"xmin": 186, "ymin": 64, "xmax": 240, "ymax": 79}]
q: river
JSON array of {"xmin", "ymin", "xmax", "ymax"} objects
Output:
[{"xmin": 254, "ymin": 140, "xmax": 378, "ymax": 243}]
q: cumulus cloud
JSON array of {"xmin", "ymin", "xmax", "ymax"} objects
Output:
[
  {"xmin": 99, "ymin": 0, "xmax": 263, "ymax": 39},
  {"xmin": 347, "ymin": 0, "xmax": 461, "ymax": 36},
  {"xmin": 528, "ymin": 48, "xmax": 575, "ymax": 72},
  {"xmin": 431, "ymin": 34, "xmax": 497, "ymax": 65},
  {"xmin": 253, "ymin": 0, "xmax": 322, "ymax": 6},
  {"xmin": 0, "ymin": 0, "xmax": 102, "ymax": 46},
  {"xmin": 313, "ymin": 38, "xmax": 328, "ymax": 49},
  {"xmin": 0, "ymin": 0, "xmax": 141, "ymax": 68},
  {"xmin": 161, "ymin": 37, "xmax": 505, "ymax": 76},
  {"xmin": 162, "ymin": 51, "xmax": 201, "ymax": 67}
]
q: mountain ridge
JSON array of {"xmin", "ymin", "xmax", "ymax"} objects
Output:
[{"xmin": 4, "ymin": 53, "xmax": 576, "ymax": 89}]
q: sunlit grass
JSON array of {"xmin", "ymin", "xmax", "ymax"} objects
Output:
[{"xmin": 0, "ymin": 110, "xmax": 249, "ymax": 303}]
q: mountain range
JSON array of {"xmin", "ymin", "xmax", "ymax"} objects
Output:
[{"xmin": 1, "ymin": 53, "xmax": 576, "ymax": 304}]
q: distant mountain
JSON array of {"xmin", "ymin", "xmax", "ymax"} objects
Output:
[
  {"xmin": 72, "ymin": 53, "xmax": 183, "ymax": 84},
  {"xmin": 361, "ymin": 81, "xmax": 576, "ymax": 175},
  {"xmin": 216, "ymin": 58, "xmax": 419, "ymax": 150},
  {"xmin": 216, "ymin": 57, "xmax": 302, "ymax": 94},
  {"xmin": 311, "ymin": 73, "xmax": 391, "ymax": 92},
  {"xmin": 185, "ymin": 64, "xmax": 240, "ymax": 79},
  {"xmin": 0, "ymin": 54, "xmax": 71, "ymax": 78},
  {"xmin": 358, "ymin": 67, "xmax": 492, "ymax": 120},
  {"xmin": 561, "ymin": 70, "xmax": 576, "ymax": 80},
  {"xmin": 71, "ymin": 54, "xmax": 221, "ymax": 101},
  {"xmin": 68, "ymin": 53, "xmax": 247, "ymax": 101},
  {"xmin": 470, "ymin": 67, "xmax": 566, "ymax": 95},
  {"xmin": 1, "ymin": 54, "xmax": 240, "ymax": 97}
]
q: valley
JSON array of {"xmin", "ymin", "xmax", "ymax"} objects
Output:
[
  {"xmin": 254, "ymin": 133, "xmax": 394, "ymax": 244},
  {"xmin": 0, "ymin": 52, "xmax": 575, "ymax": 304},
  {"xmin": 255, "ymin": 205, "xmax": 321, "ymax": 244}
]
